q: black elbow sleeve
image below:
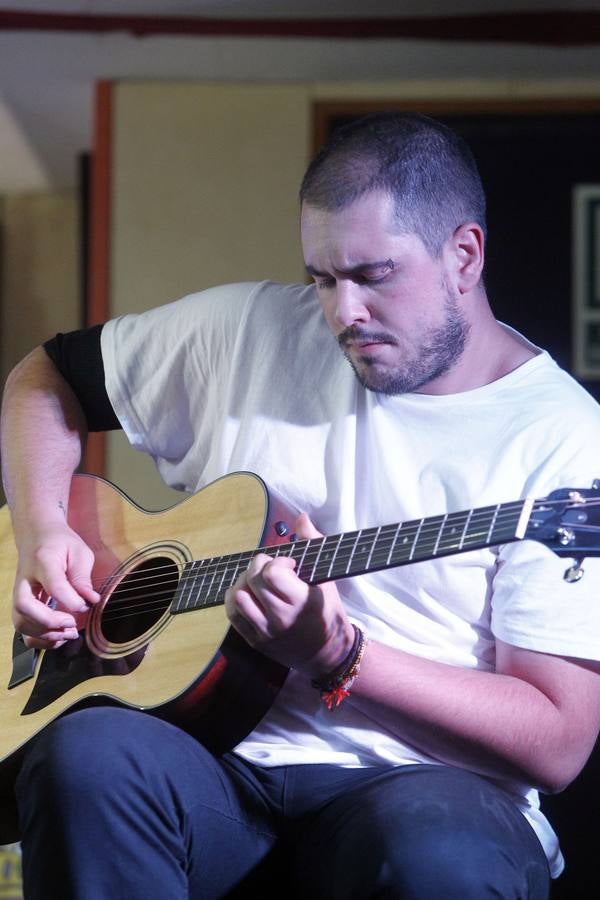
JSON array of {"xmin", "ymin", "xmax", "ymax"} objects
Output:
[{"xmin": 43, "ymin": 324, "xmax": 121, "ymax": 432}]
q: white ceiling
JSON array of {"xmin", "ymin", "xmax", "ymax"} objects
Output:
[{"xmin": 2, "ymin": 1, "xmax": 600, "ymax": 192}]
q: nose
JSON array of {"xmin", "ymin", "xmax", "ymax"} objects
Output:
[{"xmin": 332, "ymin": 280, "xmax": 370, "ymax": 328}]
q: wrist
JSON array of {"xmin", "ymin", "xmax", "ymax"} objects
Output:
[
  {"xmin": 306, "ymin": 619, "xmax": 356, "ymax": 682},
  {"xmin": 311, "ymin": 623, "xmax": 369, "ymax": 710}
]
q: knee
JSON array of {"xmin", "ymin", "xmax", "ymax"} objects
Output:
[
  {"xmin": 359, "ymin": 822, "xmax": 548, "ymax": 899},
  {"xmin": 17, "ymin": 708, "xmax": 155, "ymax": 804},
  {"xmin": 377, "ymin": 826, "xmax": 506, "ymax": 897}
]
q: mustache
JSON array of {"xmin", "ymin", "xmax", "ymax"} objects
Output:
[{"xmin": 337, "ymin": 326, "xmax": 398, "ymax": 349}]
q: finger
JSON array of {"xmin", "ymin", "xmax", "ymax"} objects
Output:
[
  {"xmin": 23, "ymin": 628, "xmax": 79, "ymax": 649},
  {"xmin": 14, "ymin": 583, "xmax": 79, "ymax": 633},
  {"xmin": 28, "ymin": 540, "xmax": 98, "ymax": 612},
  {"xmin": 246, "ymin": 554, "xmax": 298, "ymax": 599},
  {"xmin": 67, "ymin": 545, "xmax": 101, "ymax": 605},
  {"xmin": 225, "ymin": 583, "xmax": 270, "ymax": 643},
  {"xmin": 31, "ymin": 567, "xmax": 92, "ymax": 615}
]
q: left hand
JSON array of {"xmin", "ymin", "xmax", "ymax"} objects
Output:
[{"xmin": 225, "ymin": 512, "xmax": 354, "ymax": 679}]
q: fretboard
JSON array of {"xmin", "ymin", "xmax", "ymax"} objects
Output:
[{"xmin": 172, "ymin": 498, "xmax": 532, "ymax": 615}]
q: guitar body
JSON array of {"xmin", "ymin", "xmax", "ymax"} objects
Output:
[{"xmin": 0, "ymin": 472, "xmax": 289, "ymax": 842}]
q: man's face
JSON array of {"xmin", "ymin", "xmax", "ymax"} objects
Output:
[{"xmin": 301, "ymin": 191, "xmax": 470, "ymax": 395}]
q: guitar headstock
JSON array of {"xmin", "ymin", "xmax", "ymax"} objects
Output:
[{"xmin": 525, "ymin": 480, "xmax": 600, "ymax": 566}]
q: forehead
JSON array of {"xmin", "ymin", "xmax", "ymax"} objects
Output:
[
  {"xmin": 301, "ymin": 191, "xmax": 424, "ymax": 268},
  {"xmin": 301, "ymin": 190, "xmax": 394, "ymax": 235}
]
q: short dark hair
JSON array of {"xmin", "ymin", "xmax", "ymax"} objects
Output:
[{"xmin": 300, "ymin": 112, "xmax": 487, "ymax": 256}]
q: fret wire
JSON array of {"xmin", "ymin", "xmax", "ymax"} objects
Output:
[
  {"xmin": 326, "ymin": 532, "xmax": 344, "ymax": 580},
  {"xmin": 184, "ymin": 560, "xmax": 200, "ymax": 611},
  {"xmin": 313, "ymin": 534, "xmax": 342, "ymax": 580},
  {"xmin": 409, "ymin": 515, "xmax": 444, "ymax": 560},
  {"xmin": 485, "ymin": 504, "xmax": 501, "ymax": 543},
  {"xmin": 345, "ymin": 529, "xmax": 363, "ymax": 576},
  {"xmin": 385, "ymin": 523, "xmax": 403, "ymax": 566},
  {"xmin": 203, "ymin": 555, "xmax": 224, "ymax": 606},
  {"xmin": 290, "ymin": 539, "xmax": 310, "ymax": 570},
  {"xmin": 390, "ymin": 524, "xmax": 420, "ymax": 564},
  {"xmin": 365, "ymin": 525, "xmax": 382, "ymax": 570},
  {"xmin": 298, "ymin": 539, "xmax": 323, "ymax": 581},
  {"xmin": 216, "ymin": 555, "xmax": 237, "ymax": 600},
  {"xmin": 348, "ymin": 527, "xmax": 381, "ymax": 575},
  {"xmin": 181, "ymin": 559, "xmax": 210, "ymax": 612},
  {"xmin": 173, "ymin": 560, "xmax": 198, "ymax": 613},
  {"xmin": 408, "ymin": 518, "xmax": 425, "ymax": 561},
  {"xmin": 190, "ymin": 558, "xmax": 213, "ymax": 610},
  {"xmin": 436, "ymin": 512, "xmax": 470, "ymax": 553},
  {"xmin": 458, "ymin": 508, "xmax": 473, "ymax": 550}
]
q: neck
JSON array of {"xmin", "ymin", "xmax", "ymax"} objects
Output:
[{"xmin": 417, "ymin": 296, "xmax": 539, "ymax": 396}]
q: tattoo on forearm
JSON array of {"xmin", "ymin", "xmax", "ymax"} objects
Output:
[{"xmin": 58, "ymin": 500, "xmax": 66, "ymax": 518}]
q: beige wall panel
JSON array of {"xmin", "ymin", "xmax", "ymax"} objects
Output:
[
  {"xmin": 111, "ymin": 82, "xmax": 310, "ymax": 314},
  {"xmin": 0, "ymin": 190, "xmax": 79, "ymax": 388},
  {"xmin": 0, "ymin": 189, "xmax": 79, "ymax": 507},
  {"xmin": 108, "ymin": 82, "xmax": 310, "ymax": 506}
]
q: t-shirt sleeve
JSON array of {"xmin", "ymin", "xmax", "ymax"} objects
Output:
[
  {"xmin": 492, "ymin": 464, "xmax": 600, "ymax": 662},
  {"xmin": 100, "ymin": 282, "xmax": 260, "ymax": 474}
]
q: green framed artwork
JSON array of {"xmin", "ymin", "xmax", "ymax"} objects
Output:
[{"xmin": 573, "ymin": 184, "xmax": 600, "ymax": 377}]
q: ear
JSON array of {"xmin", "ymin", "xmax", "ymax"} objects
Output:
[{"xmin": 445, "ymin": 223, "xmax": 485, "ymax": 294}]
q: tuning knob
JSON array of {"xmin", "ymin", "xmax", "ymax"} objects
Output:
[
  {"xmin": 564, "ymin": 561, "xmax": 585, "ymax": 583},
  {"xmin": 556, "ymin": 527, "xmax": 575, "ymax": 546}
]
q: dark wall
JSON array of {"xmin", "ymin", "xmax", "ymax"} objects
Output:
[{"xmin": 444, "ymin": 113, "xmax": 600, "ymax": 404}]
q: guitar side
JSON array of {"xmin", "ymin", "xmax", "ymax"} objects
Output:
[{"xmin": 0, "ymin": 472, "xmax": 289, "ymax": 842}]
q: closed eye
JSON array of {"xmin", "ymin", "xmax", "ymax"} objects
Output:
[{"xmin": 308, "ymin": 259, "xmax": 396, "ymax": 289}]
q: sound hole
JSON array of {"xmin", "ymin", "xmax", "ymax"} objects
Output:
[{"xmin": 101, "ymin": 556, "xmax": 179, "ymax": 644}]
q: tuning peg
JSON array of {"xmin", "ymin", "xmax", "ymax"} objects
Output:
[{"xmin": 564, "ymin": 558, "xmax": 585, "ymax": 583}]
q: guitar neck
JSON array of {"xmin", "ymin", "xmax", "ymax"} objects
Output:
[{"xmin": 172, "ymin": 497, "xmax": 534, "ymax": 615}]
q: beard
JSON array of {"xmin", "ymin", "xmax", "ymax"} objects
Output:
[{"xmin": 337, "ymin": 293, "xmax": 470, "ymax": 396}]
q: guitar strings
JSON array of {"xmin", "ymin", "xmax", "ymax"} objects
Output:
[
  {"xmin": 67, "ymin": 496, "xmax": 600, "ymax": 626},
  {"xmin": 97, "ymin": 509, "xmax": 525, "ymax": 603},
  {"xmin": 96, "ymin": 530, "xmax": 540, "ymax": 624},
  {"xmin": 89, "ymin": 500, "xmax": 531, "ymax": 593}
]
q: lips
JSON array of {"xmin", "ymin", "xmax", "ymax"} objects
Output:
[
  {"xmin": 337, "ymin": 328, "xmax": 397, "ymax": 352},
  {"xmin": 346, "ymin": 340, "xmax": 387, "ymax": 352}
]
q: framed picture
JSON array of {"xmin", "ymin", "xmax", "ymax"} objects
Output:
[{"xmin": 573, "ymin": 184, "xmax": 600, "ymax": 378}]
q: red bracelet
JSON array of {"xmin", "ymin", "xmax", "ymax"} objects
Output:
[{"xmin": 311, "ymin": 624, "xmax": 368, "ymax": 710}]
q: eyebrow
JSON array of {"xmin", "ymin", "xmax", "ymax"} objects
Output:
[{"xmin": 305, "ymin": 258, "xmax": 395, "ymax": 278}]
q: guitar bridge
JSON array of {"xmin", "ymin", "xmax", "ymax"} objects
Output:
[{"xmin": 7, "ymin": 632, "xmax": 38, "ymax": 689}]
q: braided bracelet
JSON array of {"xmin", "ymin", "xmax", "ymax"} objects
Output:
[{"xmin": 311, "ymin": 624, "xmax": 368, "ymax": 710}]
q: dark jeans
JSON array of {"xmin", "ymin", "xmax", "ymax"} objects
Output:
[{"xmin": 17, "ymin": 707, "xmax": 550, "ymax": 899}]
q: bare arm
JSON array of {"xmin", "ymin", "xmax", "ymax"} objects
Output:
[
  {"xmin": 1, "ymin": 346, "xmax": 99, "ymax": 646},
  {"xmin": 348, "ymin": 634, "xmax": 600, "ymax": 794},
  {"xmin": 226, "ymin": 514, "xmax": 600, "ymax": 795}
]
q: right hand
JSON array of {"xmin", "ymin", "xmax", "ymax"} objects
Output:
[{"xmin": 13, "ymin": 522, "xmax": 100, "ymax": 649}]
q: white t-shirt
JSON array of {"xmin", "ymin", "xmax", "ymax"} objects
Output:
[{"xmin": 102, "ymin": 280, "xmax": 600, "ymax": 877}]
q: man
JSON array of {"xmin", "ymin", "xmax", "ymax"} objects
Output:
[{"xmin": 2, "ymin": 112, "xmax": 600, "ymax": 899}]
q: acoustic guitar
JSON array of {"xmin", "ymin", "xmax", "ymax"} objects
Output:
[{"xmin": 1, "ymin": 471, "xmax": 599, "ymax": 842}]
